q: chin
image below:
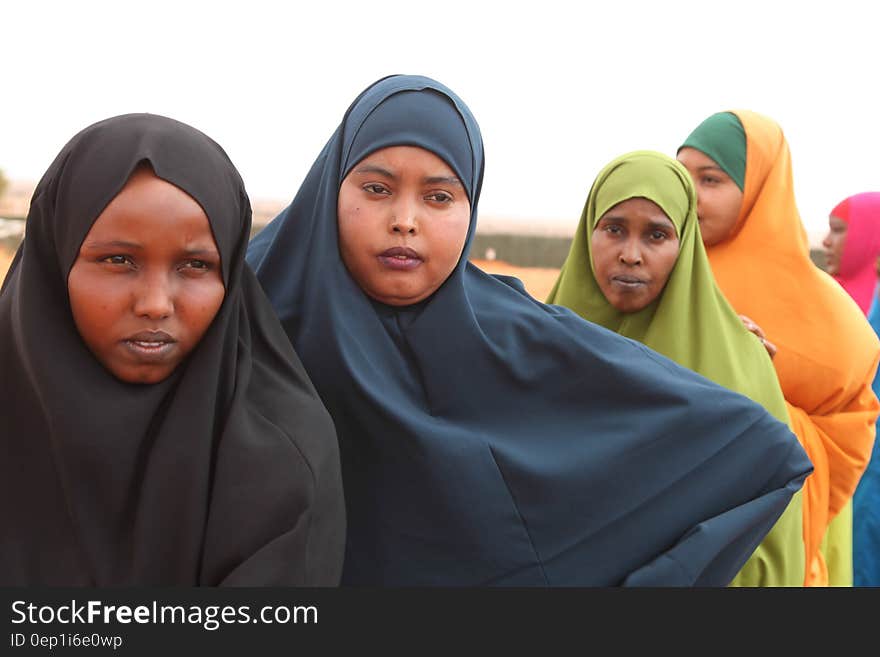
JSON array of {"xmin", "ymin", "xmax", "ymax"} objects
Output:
[
  {"xmin": 371, "ymin": 283, "xmax": 436, "ymax": 306},
  {"xmin": 112, "ymin": 367, "xmax": 172, "ymax": 385},
  {"xmin": 612, "ymin": 300, "xmax": 646, "ymax": 314}
]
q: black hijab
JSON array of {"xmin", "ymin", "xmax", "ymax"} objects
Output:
[
  {"xmin": 0, "ymin": 113, "xmax": 345, "ymax": 585},
  {"xmin": 247, "ymin": 75, "xmax": 812, "ymax": 586}
]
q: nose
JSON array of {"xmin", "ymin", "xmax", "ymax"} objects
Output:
[
  {"xmin": 133, "ymin": 272, "xmax": 174, "ymax": 319},
  {"xmin": 390, "ymin": 197, "xmax": 418, "ymax": 235},
  {"xmin": 619, "ymin": 239, "xmax": 642, "ymax": 265},
  {"xmin": 822, "ymin": 231, "xmax": 832, "ymax": 250}
]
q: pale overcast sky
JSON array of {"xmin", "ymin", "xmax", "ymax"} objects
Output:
[{"xmin": 3, "ymin": 1, "xmax": 876, "ymax": 242}]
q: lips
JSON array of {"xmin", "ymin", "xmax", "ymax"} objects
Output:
[
  {"xmin": 122, "ymin": 330, "xmax": 177, "ymax": 361},
  {"xmin": 126, "ymin": 329, "xmax": 175, "ymax": 344},
  {"xmin": 378, "ymin": 246, "xmax": 422, "ymax": 271},
  {"xmin": 611, "ymin": 274, "xmax": 647, "ymax": 287}
]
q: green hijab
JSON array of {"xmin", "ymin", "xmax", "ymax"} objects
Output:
[
  {"xmin": 678, "ymin": 111, "xmax": 746, "ymax": 190},
  {"xmin": 548, "ymin": 150, "xmax": 784, "ymax": 420},
  {"xmin": 547, "ymin": 150, "xmax": 804, "ymax": 586}
]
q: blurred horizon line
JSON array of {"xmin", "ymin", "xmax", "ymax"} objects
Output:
[{"xmin": 0, "ymin": 177, "xmax": 830, "ymax": 247}]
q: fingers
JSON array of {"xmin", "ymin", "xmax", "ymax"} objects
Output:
[
  {"xmin": 738, "ymin": 314, "xmax": 775, "ymax": 357},
  {"xmin": 738, "ymin": 314, "xmax": 766, "ymax": 339}
]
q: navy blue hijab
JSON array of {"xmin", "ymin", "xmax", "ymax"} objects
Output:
[{"xmin": 247, "ymin": 74, "xmax": 811, "ymax": 586}]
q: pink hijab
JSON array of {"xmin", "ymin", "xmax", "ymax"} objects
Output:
[{"xmin": 832, "ymin": 192, "xmax": 880, "ymax": 315}]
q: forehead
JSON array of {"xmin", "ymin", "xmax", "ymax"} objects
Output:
[
  {"xmin": 600, "ymin": 197, "xmax": 674, "ymax": 226},
  {"xmin": 86, "ymin": 170, "xmax": 214, "ymax": 243},
  {"xmin": 677, "ymin": 147, "xmax": 720, "ymax": 169},
  {"xmin": 107, "ymin": 168, "xmax": 202, "ymax": 212},
  {"xmin": 352, "ymin": 145, "xmax": 457, "ymax": 176}
]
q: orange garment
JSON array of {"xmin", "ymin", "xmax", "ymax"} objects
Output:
[{"xmin": 704, "ymin": 110, "xmax": 880, "ymax": 586}]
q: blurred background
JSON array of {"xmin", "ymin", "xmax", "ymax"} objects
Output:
[{"xmin": 2, "ymin": 0, "xmax": 872, "ymax": 297}]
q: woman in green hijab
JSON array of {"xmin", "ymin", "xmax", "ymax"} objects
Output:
[{"xmin": 547, "ymin": 150, "xmax": 805, "ymax": 586}]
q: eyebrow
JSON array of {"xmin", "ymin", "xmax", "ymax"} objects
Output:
[
  {"xmin": 182, "ymin": 247, "xmax": 220, "ymax": 257},
  {"xmin": 425, "ymin": 176, "xmax": 463, "ymax": 187},
  {"xmin": 354, "ymin": 164, "xmax": 395, "ymax": 178},
  {"xmin": 81, "ymin": 240, "xmax": 219, "ymax": 256},
  {"xmin": 600, "ymin": 215, "xmax": 676, "ymax": 231},
  {"xmin": 81, "ymin": 240, "xmax": 143, "ymax": 250},
  {"xmin": 354, "ymin": 165, "xmax": 462, "ymax": 186},
  {"xmin": 696, "ymin": 165, "xmax": 727, "ymax": 173},
  {"xmin": 648, "ymin": 220, "xmax": 676, "ymax": 232}
]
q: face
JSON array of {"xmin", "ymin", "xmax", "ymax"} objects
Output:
[
  {"xmin": 676, "ymin": 147, "xmax": 744, "ymax": 247},
  {"xmin": 591, "ymin": 197, "xmax": 680, "ymax": 313},
  {"xmin": 67, "ymin": 167, "xmax": 225, "ymax": 384},
  {"xmin": 822, "ymin": 215, "xmax": 848, "ymax": 275},
  {"xmin": 337, "ymin": 145, "xmax": 471, "ymax": 306}
]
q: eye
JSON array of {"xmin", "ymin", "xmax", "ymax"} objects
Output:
[
  {"xmin": 701, "ymin": 176, "xmax": 720, "ymax": 185},
  {"xmin": 100, "ymin": 255, "xmax": 133, "ymax": 266},
  {"xmin": 179, "ymin": 259, "xmax": 216, "ymax": 274},
  {"xmin": 426, "ymin": 191, "xmax": 453, "ymax": 203},
  {"xmin": 603, "ymin": 224, "xmax": 622, "ymax": 235},
  {"xmin": 650, "ymin": 230, "xmax": 669, "ymax": 241},
  {"xmin": 364, "ymin": 183, "xmax": 390, "ymax": 195}
]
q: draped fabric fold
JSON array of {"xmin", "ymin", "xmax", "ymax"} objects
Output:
[{"xmin": 248, "ymin": 75, "xmax": 811, "ymax": 586}]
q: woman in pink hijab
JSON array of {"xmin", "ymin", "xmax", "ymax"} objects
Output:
[
  {"xmin": 823, "ymin": 191, "xmax": 880, "ymax": 586},
  {"xmin": 823, "ymin": 192, "xmax": 880, "ymax": 314}
]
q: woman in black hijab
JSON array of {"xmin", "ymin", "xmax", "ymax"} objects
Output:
[
  {"xmin": 247, "ymin": 74, "xmax": 812, "ymax": 586},
  {"xmin": 0, "ymin": 113, "xmax": 345, "ymax": 585}
]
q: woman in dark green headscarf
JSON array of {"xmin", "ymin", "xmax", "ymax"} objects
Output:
[{"xmin": 547, "ymin": 150, "xmax": 805, "ymax": 586}]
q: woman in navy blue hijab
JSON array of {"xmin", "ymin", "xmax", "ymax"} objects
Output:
[{"xmin": 247, "ymin": 74, "xmax": 812, "ymax": 586}]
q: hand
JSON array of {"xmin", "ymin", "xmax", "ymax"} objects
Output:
[{"xmin": 739, "ymin": 314, "xmax": 777, "ymax": 359}]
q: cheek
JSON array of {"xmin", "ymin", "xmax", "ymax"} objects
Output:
[
  {"xmin": 722, "ymin": 189, "xmax": 744, "ymax": 221},
  {"xmin": 590, "ymin": 252, "xmax": 610, "ymax": 281},
  {"xmin": 647, "ymin": 241, "xmax": 680, "ymax": 289},
  {"xmin": 337, "ymin": 224, "xmax": 367, "ymax": 281},
  {"xmin": 700, "ymin": 192, "xmax": 722, "ymax": 219},
  {"xmin": 337, "ymin": 201, "xmax": 359, "ymax": 228},
  {"xmin": 438, "ymin": 209, "xmax": 470, "ymax": 265},
  {"xmin": 337, "ymin": 205, "xmax": 373, "ymax": 263},
  {"xmin": 701, "ymin": 190, "xmax": 734, "ymax": 223},
  {"xmin": 589, "ymin": 234, "xmax": 613, "ymax": 277},
  {"xmin": 179, "ymin": 279, "xmax": 226, "ymax": 340},
  {"xmin": 656, "ymin": 250, "xmax": 679, "ymax": 285},
  {"xmin": 67, "ymin": 270, "xmax": 124, "ymax": 342}
]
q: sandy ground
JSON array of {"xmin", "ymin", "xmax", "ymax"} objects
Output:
[{"xmin": 470, "ymin": 259, "xmax": 560, "ymax": 301}]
